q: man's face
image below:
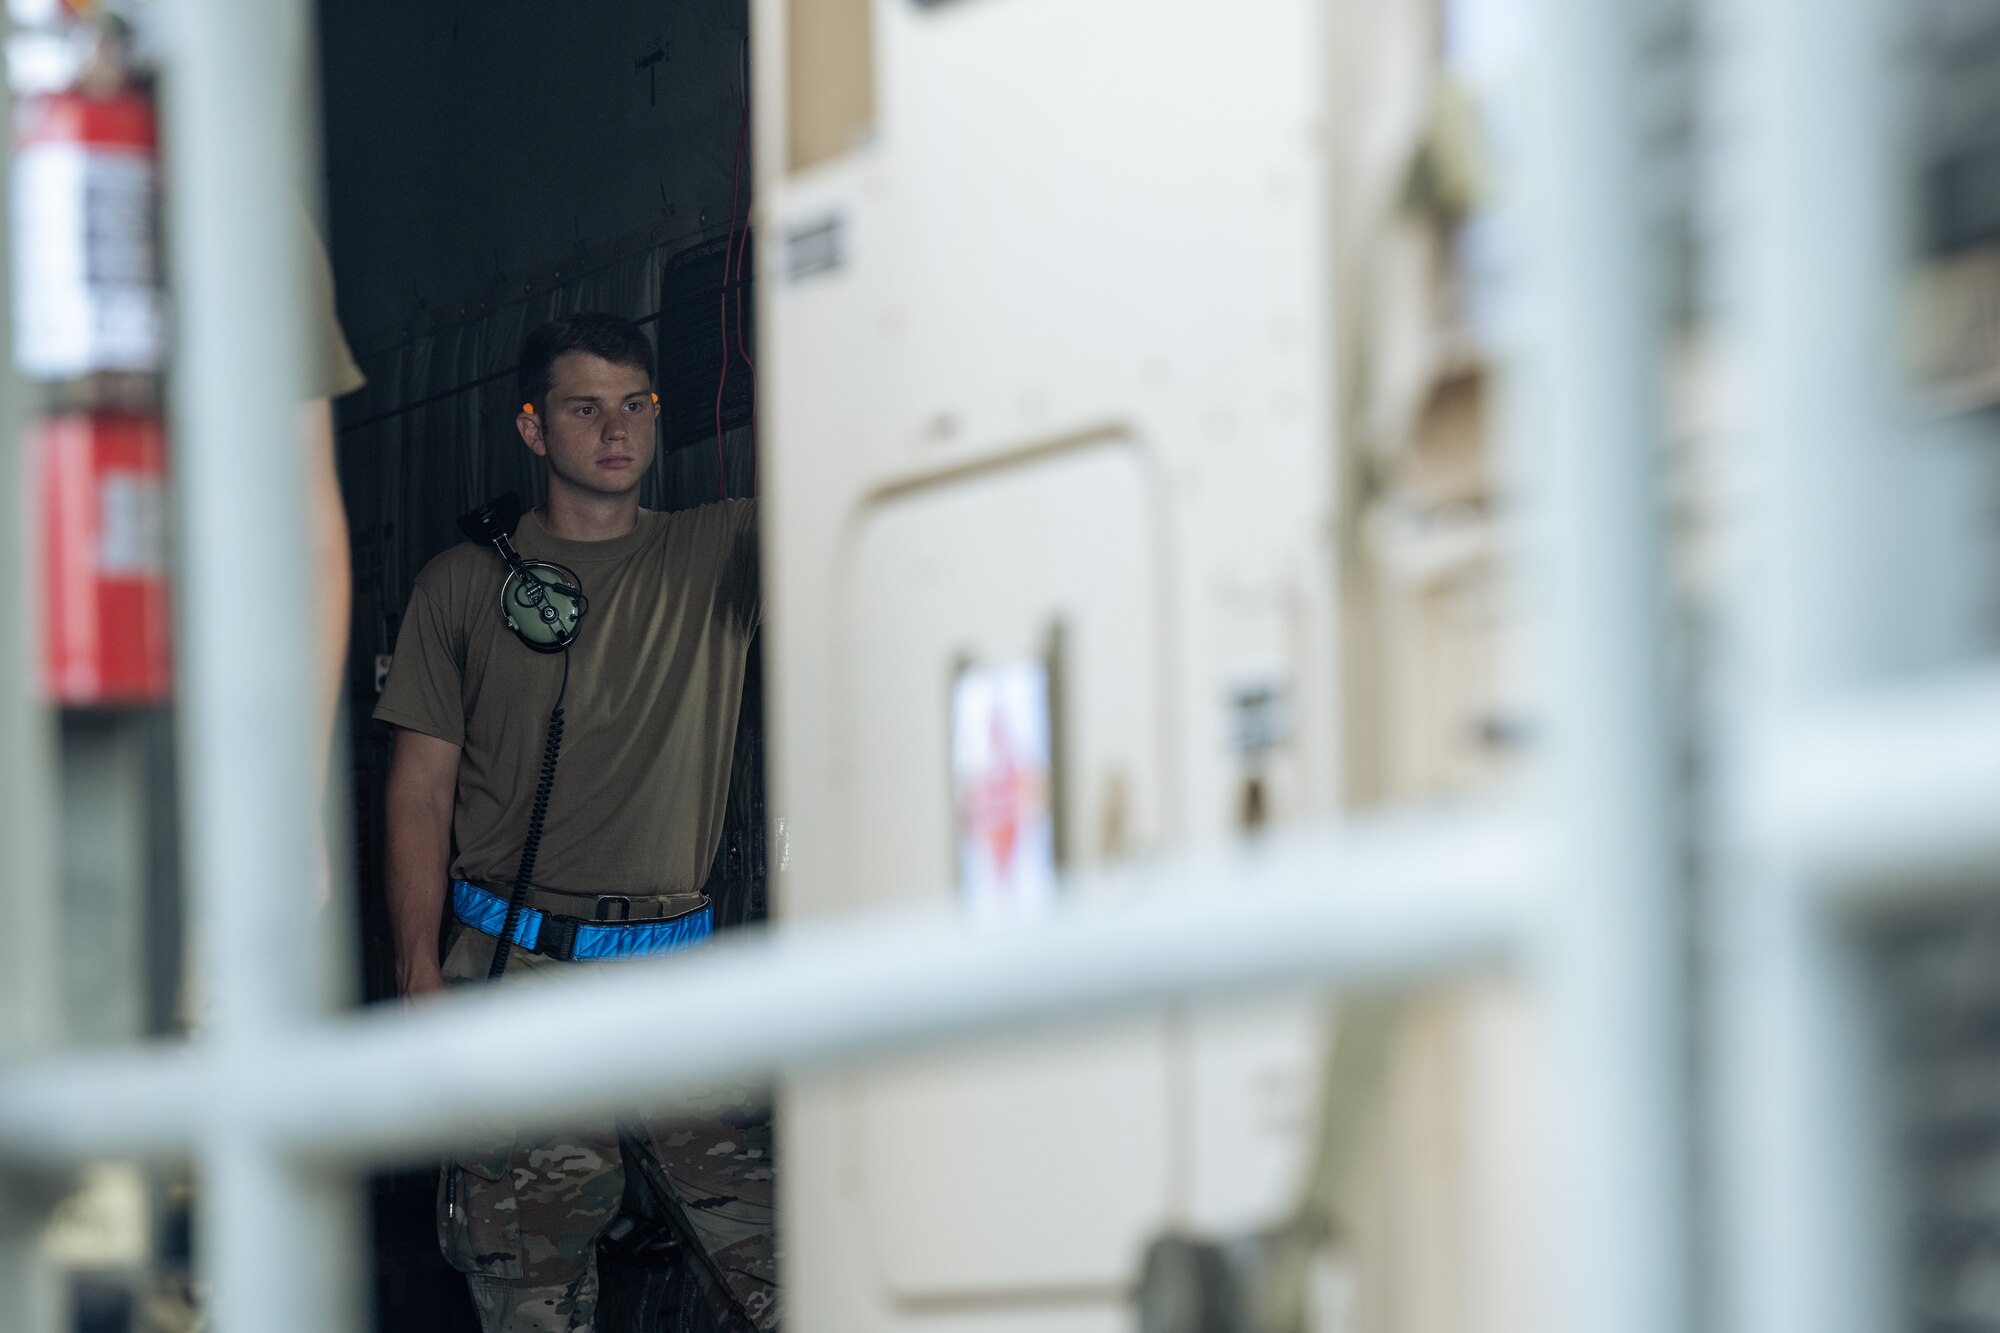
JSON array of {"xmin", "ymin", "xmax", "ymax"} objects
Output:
[{"xmin": 518, "ymin": 351, "xmax": 659, "ymax": 499}]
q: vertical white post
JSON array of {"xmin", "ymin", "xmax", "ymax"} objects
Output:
[
  {"xmin": 159, "ymin": 0, "xmax": 355, "ymax": 1328},
  {"xmin": 0, "ymin": 4, "xmax": 70, "ymax": 1328},
  {"xmin": 0, "ymin": 0, "xmax": 59, "ymax": 1068},
  {"xmin": 1515, "ymin": 3, "xmax": 1688, "ymax": 1333},
  {"xmin": 1721, "ymin": 0, "xmax": 1903, "ymax": 1330},
  {"xmin": 1735, "ymin": 0, "xmax": 1908, "ymax": 706}
]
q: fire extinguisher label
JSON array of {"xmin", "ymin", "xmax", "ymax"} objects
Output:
[
  {"xmin": 96, "ymin": 469, "xmax": 164, "ymax": 576},
  {"xmin": 12, "ymin": 142, "xmax": 163, "ymax": 379}
]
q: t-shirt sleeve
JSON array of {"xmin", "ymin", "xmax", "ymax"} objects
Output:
[
  {"xmin": 373, "ymin": 581, "xmax": 465, "ymax": 745},
  {"xmin": 302, "ymin": 210, "xmax": 366, "ymax": 400}
]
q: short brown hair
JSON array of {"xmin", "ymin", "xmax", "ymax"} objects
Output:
[{"xmin": 517, "ymin": 313, "xmax": 654, "ymax": 407}]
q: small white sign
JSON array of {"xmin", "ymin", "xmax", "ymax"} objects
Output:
[
  {"xmin": 951, "ymin": 658, "xmax": 1056, "ymax": 924},
  {"xmin": 12, "ymin": 143, "xmax": 163, "ymax": 380}
]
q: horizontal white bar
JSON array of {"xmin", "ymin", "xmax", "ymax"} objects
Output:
[
  {"xmin": 0, "ymin": 808, "xmax": 1540, "ymax": 1168},
  {"xmin": 1757, "ymin": 667, "xmax": 2000, "ymax": 895}
]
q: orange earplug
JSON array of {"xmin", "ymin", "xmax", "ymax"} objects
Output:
[
  {"xmin": 522, "ymin": 403, "xmax": 536, "ymax": 415},
  {"xmin": 650, "ymin": 392, "xmax": 659, "ymax": 404}
]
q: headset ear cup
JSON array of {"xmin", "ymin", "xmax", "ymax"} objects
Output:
[{"xmin": 499, "ymin": 562, "xmax": 587, "ymax": 652}]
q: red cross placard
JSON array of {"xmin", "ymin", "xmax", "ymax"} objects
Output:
[{"xmin": 951, "ymin": 659, "xmax": 1056, "ymax": 923}]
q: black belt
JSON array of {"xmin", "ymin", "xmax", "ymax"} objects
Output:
[{"xmin": 452, "ymin": 881, "xmax": 713, "ymax": 962}]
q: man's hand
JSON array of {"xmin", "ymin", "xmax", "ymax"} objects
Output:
[{"xmin": 398, "ymin": 954, "xmax": 447, "ymax": 1000}]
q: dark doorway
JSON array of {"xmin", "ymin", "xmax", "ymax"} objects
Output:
[{"xmin": 315, "ymin": 3, "xmax": 763, "ymax": 1328}]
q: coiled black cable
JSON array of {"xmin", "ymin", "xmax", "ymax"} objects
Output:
[{"xmin": 488, "ymin": 648, "xmax": 571, "ymax": 979}]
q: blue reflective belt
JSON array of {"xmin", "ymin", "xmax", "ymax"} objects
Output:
[{"xmin": 452, "ymin": 880, "xmax": 712, "ymax": 961}]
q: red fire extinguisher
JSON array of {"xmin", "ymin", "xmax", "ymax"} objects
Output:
[
  {"xmin": 13, "ymin": 79, "xmax": 171, "ymax": 706},
  {"xmin": 38, "ymin": 411, "xmax": 169, "ymax": 703}
]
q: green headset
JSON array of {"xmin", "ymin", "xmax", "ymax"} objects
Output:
[
  {"xmin": 457, "ymin": 491, "xmax": 585, "ymax": 979},
  {"xmin": 456, "ymin": 492, "xmax": 588, "ymax": 652}
]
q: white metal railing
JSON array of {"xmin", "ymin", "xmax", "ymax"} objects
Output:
[
  {"xmin": 1752, "ymin": 671, "xmax": 2000, "ymax": 889},
  {"xmin": 0, "ymin": 0, "xmax": 57, "ymax": 1317},
  {"xmin": 0, "ymin": 811, "xmax": 1543, "ymax": 1168},
  {"xmin": 1512, "ymin": 0, "xmax": 1690, "ymax": 1328},
  {"xmin": 0, "ymin": 0, "xmax": 1958, "ymax": 1331},
  {"xmin": 1719, "ymin": 1, "xmax": 1915, "ymax": 1332},
  {"xmin": 158, "ymin": 0, "xmax": 345, "ymax": 1326}
]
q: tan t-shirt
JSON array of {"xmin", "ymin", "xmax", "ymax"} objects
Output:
[{"xmin": 374, "ymin": 501, "xmax": 760, "ymax": 903}]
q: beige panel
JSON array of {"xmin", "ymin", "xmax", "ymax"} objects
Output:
[
  {"xmin": 1182, "ymin": 992, "xmax": 1328, "ymax": 1235},
  {"xmin": 787, "ymin": 0, "xmax": 875, "ymax": 172},
  {"xmin": 762, "ymin": 0, "xmax": 1342, "ymax": 1323},
  {"xmin": 841, "ymin": 442, "xmax": 1172, "ymax": 1295},
  {"xmin": 841, "ymin": 440, "xmax": 1168, "ymax": 901},
  {"xmin": 1338, "ymin": 986, "xmax": 1545, "ymax": 1333},
  {"xmin": 861, "ymin": 1024, "xmax": 1173, "ymax": 1298}
]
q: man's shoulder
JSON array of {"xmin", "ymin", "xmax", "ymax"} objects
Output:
[
  {"xmin": 412, "ymin": 540, "xmax": 501, "ymax": 608},
  {"xmin": 656, "ymin": 498, "xmax": 757, "ymax": 544}
]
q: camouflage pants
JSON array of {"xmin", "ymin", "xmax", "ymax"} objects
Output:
[
  {"xmin": 438, "ymin": 927, "xmax": 626, "ymax": 1332},
  {"xmin": 441, "ymin": 1129, "xmax": 624, "ymax": 1332},
  {"xmin": 437, "ymin": 921, "xmax": 780, "ymax": 1333}
]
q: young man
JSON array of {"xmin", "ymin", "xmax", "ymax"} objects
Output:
[{"xmin": 375, "ymin": 312, "xmax": 764, "ymax": 1332}]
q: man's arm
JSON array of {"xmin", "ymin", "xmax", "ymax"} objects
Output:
[
  {"xmin": 384, "ymin": 726, "xmax": 461, "ymax": 998},
  {"xmin": 304, "ymin": 396, "xmax": 350, "ymax": 778}
]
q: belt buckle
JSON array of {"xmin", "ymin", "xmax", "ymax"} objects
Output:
[
  {"xmin": 536, "ymin": 914, "xmax": 580, "ymax": 962},
  {"xmin": 594, "ymin": 894, "xmax": 633, "ymax": 922}
]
